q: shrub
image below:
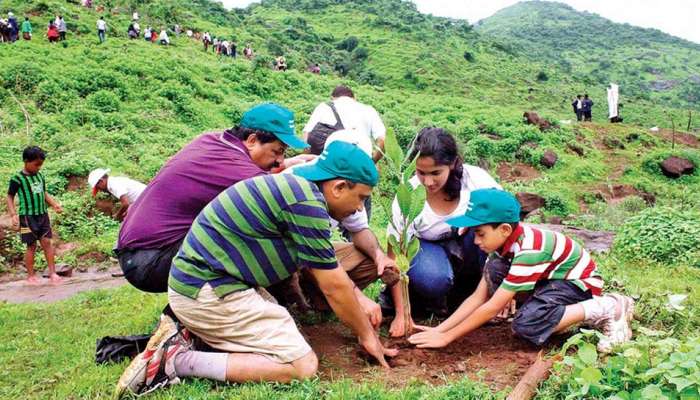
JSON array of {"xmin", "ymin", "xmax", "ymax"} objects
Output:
[
  {"xmin": 614, "ymin": 206, "xmax": 700, "ymax": 265},
  {"xmin": 536, "ymin": 70, "xmax": 549, "ymax": 82},
  {"xmin": 1, "ymin": 62, "xmax": 46, "ymax": 94},
  {"xmin": 86, "ymin": 90, "xmax": 121, "ymax": 113},
  {"xmin": 336, "ymin": 36, "xmax": 359, "ymax": 52}
]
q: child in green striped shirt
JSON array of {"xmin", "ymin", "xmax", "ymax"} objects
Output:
[{"xmin": 6, "ymin": 146, "xmax": 63, "ymax": 285}]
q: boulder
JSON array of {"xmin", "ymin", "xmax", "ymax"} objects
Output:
[
  {"xmin": 660, "ymin": 156, "xmax": 695, "ymax": 178},
  {"xmin": 523, "ymin": 111, "xmax": 552, "ymax": 131},
  {"xmin": 540, "ymin": 150, "xmax": 558, "ymax": 168},
  {"xmin": 516, "ymin": 192, "xmax": 546, "ymax": 218}
]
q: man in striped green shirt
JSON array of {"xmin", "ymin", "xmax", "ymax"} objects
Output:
[
  {"xmin": 116, "ymin": 141, "xmax": 398, "ymax": 397},
  {"xmin": 6, "ymin": 146, "xmax": 63, "ymax": 285}
]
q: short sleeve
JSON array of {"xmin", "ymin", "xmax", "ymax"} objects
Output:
[
  {"xmin": 340, "ymin": 209, "xmax": 369, "ymax": 233},
  {"xmin": 368, "ymin": 106, "xmax": 386, "ymax": 140},
  {"xmin": 7, "ymin": 178, "xmax": 20, "ymax": 196},
  {"xmin": 302, "ymin": 103, "xmax": 326, "ymax": 134},
  {"xmin": 107, "ymin": 178, "xmax": 128, "ymax": 199},
  {"xmin": 463, "ymin": 165, "xmax": 502, "ymax": 191},
  {"xmin": 281, "ymin": 200, "xmax": 337, "ymax": 270}
]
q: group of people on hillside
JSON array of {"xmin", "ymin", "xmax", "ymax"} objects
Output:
[
  {"xmin": 571, "ymin": 94, "xmax": 594, "ymax": 122},
  {"xmin": 6, "ymin": 84, "xmax": 636, "ymax": 396},
  {"xmin": 0, "ymin": 13, "xmax": 66, "ymax": 43}
]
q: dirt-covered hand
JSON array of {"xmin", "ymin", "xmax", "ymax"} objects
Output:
[
  {"xmin": 359, "ymin": 334, "xmax": 397, "ymax": 368},
  {"xmin": 359, "ymin": 296, "xmax": 382, "ymax": 329},
  {"xmin": 408, "ymin": 330, "xmax": 452, "ymax": 348},
  {"xmin": 389, "ymin": 315, "xmax": 416, "ymax": 337}
]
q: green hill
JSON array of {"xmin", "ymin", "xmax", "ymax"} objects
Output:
[{"xmin": 476, "ymin": 1, "xmax": 700, "ymax": 110}]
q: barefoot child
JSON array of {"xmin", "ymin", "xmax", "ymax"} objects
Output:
[
  {"xmin": 6, "ymin": 146, "xmax": 63, "ymax": 285},
  {"xmin": 409, "ymin": 188, "xmax": 634, "ymax": 353}
]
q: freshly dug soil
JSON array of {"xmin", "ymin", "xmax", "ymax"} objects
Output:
[{"xmin": 303, "ymin": 321, "xmax": 544, "ymax": 390}]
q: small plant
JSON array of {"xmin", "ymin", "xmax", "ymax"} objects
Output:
[{"xmin": 382, "ymin": 128, "xmax": 426, "ymax": 338}]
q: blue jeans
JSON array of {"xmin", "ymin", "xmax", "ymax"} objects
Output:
[
  {"xmin": 98, "ymin": 30, "xmax": 105, "ymax": 43},
  {"xmin": 407, "ymin": 230, "xmax": 486, "ymax": 313}
]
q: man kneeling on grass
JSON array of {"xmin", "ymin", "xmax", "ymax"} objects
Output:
[
  {"xmin": 408, "ymin": 188, "xmax": 634, "ymax": 353},
  {"xmin": 115, "ymin": 141, "xmax": 397, "ymax": 397}
]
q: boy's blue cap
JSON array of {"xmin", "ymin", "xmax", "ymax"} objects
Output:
[
  {"xmin": 240, "ymin": 103, "xmax": 309, "ymax": 149},
  {"xmin": 293, "ymin": 141, "xmax": 378, "ymax": 187},
  {"xmin": 447, "ymin": 188, "xmax": 521, "ymax": 228}
]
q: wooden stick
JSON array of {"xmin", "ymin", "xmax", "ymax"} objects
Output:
[{"xmin": 507, "ymin": 350, "xmax": 561, "ymax": 400}]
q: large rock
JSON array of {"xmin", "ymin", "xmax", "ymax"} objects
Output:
[
  {"xmin": 540, "ymin": 150, "xmax": 558, "ymax": 168},
  {"xmin": 531, "ymin": 224, "xmax": 615, "ymax": 254},
  {"xmin": 660, "ymin": 156, "xmax": 695, "ymax": 178},
  {"xmin": 516, "ymin": 192, "xmax": 546, "ymax": 218},
  {"xmin": 523, "ymin": 111, "xmax": 552, "ymax": 131}
]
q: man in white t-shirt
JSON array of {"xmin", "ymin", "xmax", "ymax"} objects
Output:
[
  {"xmin": 303, "ymin": 85, "xmax": 386, "ymax": 162},
  {"xmin": 88, "ymin": 168, "xmax": 146, "ymax": 221}
]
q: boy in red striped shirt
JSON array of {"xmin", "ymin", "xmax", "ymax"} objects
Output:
[{"xmin": 409, "ymin": 188, "xmax": 634, "ymax": 353}]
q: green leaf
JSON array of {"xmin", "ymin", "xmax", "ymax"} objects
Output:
[
  {"xmin": 408, "ymin": 185, "xmax": 426, "ymax": 223},
  {"xmin": 668, "ymin": 377, "xmax": 693, "ymax": 391},
  {"xmin": 580, "ymin": 366, "xmax": 603, "ymax": 385},
  {"xmin": 396, "ymin": 183, "xmax": 412, "ymax": 220},
  {"xmin": 384, "ymin": 128, "xmax": 404, "ymax": 173},
  {"xmin": 403, "ymin": 152, "xmax": 419, "ymax": 182},
  {"xmin": 407, "ymin": 237, "xmax": 420, "ymax": 261},
  {"xmin": 640, "ymin": 384, "xmax": 668, "ymax": 400},
  {"xmin": 578, "ymin": 342, "xmax": 598, "ymax": 365},
  {"xmin": 387, "ymin": 234, "xmax": 400, "ymax": 254}
]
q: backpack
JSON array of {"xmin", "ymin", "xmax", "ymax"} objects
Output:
[{"xmin": 307, "ymin": 102, "xmax": 344, "ymax": 155}]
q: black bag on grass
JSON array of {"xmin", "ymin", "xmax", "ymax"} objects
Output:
[{"xmin": 95, "ymin": 334, "xmax": 151, "ymax": 364}]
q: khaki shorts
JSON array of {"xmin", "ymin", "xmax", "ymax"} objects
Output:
[{"xmin": 168, "ymin": 284, "xmax": 312, "ymax": 364}]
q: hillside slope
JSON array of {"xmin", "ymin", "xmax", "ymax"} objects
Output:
[{"xmin": 476, "ymin": 1, "xmax": 700, "ymax": 109}]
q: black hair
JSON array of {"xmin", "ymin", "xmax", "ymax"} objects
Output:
[
  {"xmin": 226, "ymin": 126, "xmax": 281, "ymax": 145},
  {"xmin": 331, "ymin": 85, "xmax": 354, "ymax": 98},
  {"xmin": 576, "ymin": 94, "xmax": 582, "ymax": 98},
  {"xmin": 409, "ymin": 127, "xmax": 463, "ymax": 201},
  {"xmin": 25, "ymin": 17, "xmax": 28, "ymax": 21},
  {"xmin": 22, "ymin": 146, "xmax": 46, "ymax": 162},
  {"xmin": 584, "ymin": 94, "xmax": 589, "ymax": 98},
  {"xmin": 313, "ymin": 178, "xmax": 356, "ymax": 189},
  {"xmin": 485, "ymin": 222, "xmax": 520, "ymax": 231}
]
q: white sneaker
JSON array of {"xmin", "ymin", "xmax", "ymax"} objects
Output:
[
  {"xmin": 114, "ymin": 314, "xmax": 190, "ymax": 398},
  {"xmin": 595, "ymin": 294, "xmax": 634, "ymax": 353}
]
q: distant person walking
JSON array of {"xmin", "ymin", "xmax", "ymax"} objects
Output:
[
  {"xmin": 96, "ymin": 16, "xmax": 107, "ymax": 43},
  {"xmin": 20, "ymin": 17, "xmax": 31, "ymax": 40},
  {"xmin": 7, "ymin": 12, "xmax": 19, "ymax": 42},
  {"xmin": 57, "ymin": 16, "xmax": 67, "ymax": 41},
  {"xmin": 47, "ymin": 21, "xmax": 59, "ymax": 43},
  {"xmin": 582, "ymin": 94, "xmax": 594, "ymax": 122},
  {"xmin": 202, "ymin": 31, "xmax": 211, "ymax": 51},
  {"xmin": 243, "ymin": 43, "xmax": 253, "ymax": 59},
  {"xmin": 571, "ymin": 94, "xmax": 583, "ymax": 122}
]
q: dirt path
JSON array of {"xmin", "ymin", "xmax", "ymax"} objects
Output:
[
  {"xmin": 0, "ymin": 265, "xmax": 126, "ymax": 303},
  {"xmin": 305, "ymin": 321, "xmax": 545, "ymax": 390}
]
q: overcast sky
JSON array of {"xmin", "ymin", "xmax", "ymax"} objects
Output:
[{"xmin": 220, "ymin": 0, "xmax": 700, "ymax": 44}]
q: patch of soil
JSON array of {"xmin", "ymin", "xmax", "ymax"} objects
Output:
[
  {"xmin": 66, "ymin": 175, "xmax": 88, "ymax": 192},
  {"xmin": 94, "ymin": 199, "xmax": 116, "ymax": 216},
  {"xmin": 653, "ymin": 129, "xmax": 699, "ymax": 148},
  {"xmin": 78, "ymin": 251, "xmax": 110, "ymax": 263},
  {"xmin": 304, "ymin": 322, "xmax": 541, "ymax": 390},
  {"xmin": 497, "ymin": 162, "xmax": 541, "ymax": 183},
  {"xmin": 594, "ymin": 184, "xmax": 655, "ymax": 205}
]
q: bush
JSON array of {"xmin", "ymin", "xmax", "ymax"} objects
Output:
[
  {"xmin": 336, "ymin": 36, "xmax": 359, "ymax": 52},
  {"xmin": 36, "ymin": 81, "xmax": 78, "ymax": 113},
  {"xmin": 536, "ymin": 70, "xmax": 549, "ymax": 82},
  {"xmin": 614, "ymin": 206, "xmax": 700, "ymax": 265},
  {"xmin": 86, "ymin": 90, "xmax": 121, "ymax": 113},
  {"xmin": 1, "ymin": 62, "xmax": 46, "ymax": 94}
]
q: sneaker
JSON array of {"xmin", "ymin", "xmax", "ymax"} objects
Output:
[
  {"xmin": 114, "ymin": 314, "xmax": 186, "ymax": 398},
  {"xmin": 595, "ymin": 294, "xmax": 634, "ymax": 353}
]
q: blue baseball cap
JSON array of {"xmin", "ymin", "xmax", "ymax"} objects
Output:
[
  {"xmin": 240, "ymin": 103, "xmax": 309, "ymax": 149},
  {"xmin": 293, "ymin": 141, "xmax": 378, "ymax": 187},
  {"xmin": 446, "ymin": 188, "xmax": 521, "ymax": 228}
]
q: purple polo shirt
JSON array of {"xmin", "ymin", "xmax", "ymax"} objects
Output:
[{"xmin": 117, "ymin": 131, "xmax": 267, "ymax": 250}]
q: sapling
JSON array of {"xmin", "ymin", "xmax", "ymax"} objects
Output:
[{"xmin": 381, "ymin": 129, "xmax": 426, "ymax": 338}]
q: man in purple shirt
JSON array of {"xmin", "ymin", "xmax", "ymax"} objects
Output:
[{"xmin": 116, "ymin": 103, "xmax": 310, "ymax": 293}]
